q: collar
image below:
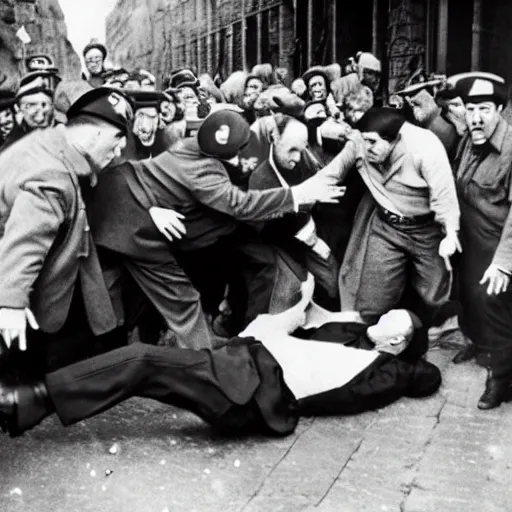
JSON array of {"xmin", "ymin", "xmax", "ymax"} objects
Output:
[
  {"xmin": 55, "ymin": 124, "xmax": 96, "ymax": 178},
  {"xmin": 269, "ymin": 145, "xmax": 289, "ymax": 188},
  {"xmin": 486, "ymin": 116, "xmax": 508, "ymax": 153}
]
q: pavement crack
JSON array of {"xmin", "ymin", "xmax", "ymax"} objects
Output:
[
  {"xmin": 314, "ymin": 435, "xmax": 365, "ymax": 507},
  {"xmin": 399, "ymin": 396, "xmax": 448, "ymax": 512},
  {"xmin": 238, "ymin": 418, "xmax": 316, "ymax": 512}
]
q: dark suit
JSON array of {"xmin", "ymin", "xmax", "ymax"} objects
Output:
[
  {"xmin": 41, "ymin": 322, "xmax": 440, "ymax": 437},
  {"xmin": 249, "ymin": 156, "xmax": 339, "ymax": 300}
]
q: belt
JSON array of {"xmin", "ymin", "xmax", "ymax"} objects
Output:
[{"xmin": 378, "ymin": 207, "xmax": 435, "ymax": 226}]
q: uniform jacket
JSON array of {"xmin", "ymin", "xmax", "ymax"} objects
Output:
[
  {"xmin": 133, "ymin": 138, "xmax": 296, "ymax": 251},
  {"xmin": 0, "ymin": 125, "xmax": 118, "ymax": 334},
  {"xmin": 454, "ymin": 116, "xmax": 512, "ymax": 271}
]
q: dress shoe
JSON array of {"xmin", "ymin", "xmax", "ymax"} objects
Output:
[
  {"xmin": 477, "ymin": 375, "xmax": 512, "ymax": 410},
  {"xmin": 452, "ymin": 344, "xmax": 478, "ymax": 364},
  {"xmin": 0, "ymin": 380, "xmax": 52, "ymax": 437}
]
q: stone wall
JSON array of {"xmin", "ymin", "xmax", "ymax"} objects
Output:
[
  {"xmin": 0, "ymin": 0, "xmax": 80, "ymax": 90},
  {"xmin": 106, "ymin": 0, "xmax": 294, "ymax": 86}
]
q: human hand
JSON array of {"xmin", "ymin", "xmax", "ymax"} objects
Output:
[
  {"xmin": 0, "ymin": 308, "xmax": 39, "ymax": 352},
  {"xmin": 480, "ymin": 264, "xmax": 511, "ymax": 295},
  {"xmin": 319, "ymin": 118, "xmax": 352, "ymax": 141},
  {"xmin": 292, "ymin": 175, "xmax": 346, "ymax": 205},
  {"xmin": 149, "ymin": 207, "xmax": 186, "ymax": 242},
  {"xmin": 438, "ymin": 232, "xmax": 462, "ymax": 271}
]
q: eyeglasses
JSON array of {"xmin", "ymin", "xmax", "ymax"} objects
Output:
[{"xmin": 85, "ymin": 57, "xmax": 103, "ymax": 64}]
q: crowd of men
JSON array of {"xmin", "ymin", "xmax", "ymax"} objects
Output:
[{"xmin": 0, "ymin": 37, "xmax": 511, "ymax": 440}]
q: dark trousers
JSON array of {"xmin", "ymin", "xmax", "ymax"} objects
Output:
[
  {"xmin": 97, "ymin": 247, "xmax": 217, "ymax": 350},
  {"xmin": 355, "ymin": 215, "xmax": 451, "ymax": 325},
  {"xmin": 45, "ymin": 340, "xmax": 299, "ymax": 436},
  {"xmin": 175, "ymin": 225, "xmax": 279, "ymax": 332}
]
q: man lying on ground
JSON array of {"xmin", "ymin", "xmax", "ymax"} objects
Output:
[{"xmin": 0, "ymin": 276, "xmax": 441, "ymax": 438}]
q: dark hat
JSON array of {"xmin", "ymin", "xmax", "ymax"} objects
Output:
[
  {"xmin": 16, "ymin": 70, "xmax": 60, "ymax": 100},
  {"xmin": 170, "ymin": 69, "xmax": 200, "ymax": 90},
  {"xmin": 356, "ymin": 107, "xmax": 406, "ymax": 141},
  {"xmin": 302, "ymin": 67, "xmax": 330, "ymax": 88},
  {"xmin": 452, "ymin": 72, "xmax": 507, "ymax": 106},
  {"xmin": 126, "ymin": 90, "xmax": 168, "ymax": 111},
  {"xmin": 0, "ymin": 89, "xmax": 16, "ymax": 111},
  {"xmin": 83, "ymin": 40, "xmax": 107, "ymax": 59},
  {"xmin": 396, "ymin": 79, "xmax": 443, "ymax": 97},
  {"xmin": 197, "ymin": 110, "xmax": 251, "ymax": 159},
  {"xmin": 435, "ymin": 84, "xmax": 460, "ymax": 101},
  {"xmin": 66, "ymin": 87, "xmax": 134, "ymax": 134},
  {"xmin": 244, "ymin": 74, "xmax": 266, "ymax": 89}
]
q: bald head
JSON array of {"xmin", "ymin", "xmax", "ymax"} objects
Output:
[{"xmin": 273, "ymin": 117, "xmax": 308, "ymax": 171}]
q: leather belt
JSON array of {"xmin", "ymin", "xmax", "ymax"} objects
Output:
[{"xmin": 378, "ymin": 207, "xmax": 435, "ymax": 226}]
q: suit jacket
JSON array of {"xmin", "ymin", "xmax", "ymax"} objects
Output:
[
  {"xmin": 134, "ymin": 138, "xmax": 296, "ymax": 251},
  {"xmin": 248, "ymin": 158, "xmax": 313, "ymax": 242},
  {"xmin": 454, "ymin": 117, "xmax": 512, "ymax": 271},
  {"xmin": 0, "ymin": 125, "xmax": 118, "ymax": 335}
]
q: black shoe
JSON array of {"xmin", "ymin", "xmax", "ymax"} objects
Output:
[
  {"xmin": 477, "ymin": 376, "xmax": 512, "ymax": 410},
  {"xmin": 452, "ymin": 345, "xmax": 478, "ymax": 364},
  {"xmin": 0, "ymin": 380, "xmax": 52, "ymax": 437}
]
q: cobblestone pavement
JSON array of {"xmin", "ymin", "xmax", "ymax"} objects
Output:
[{"xmin": 1, "ymin": 342, "xmax": 512, "ymax": 512}]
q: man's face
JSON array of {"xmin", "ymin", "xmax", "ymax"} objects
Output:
[
  {"xmin": 465, "ymin": 101, "xmax": 501, "ymax": 145},
  {"xmin": 361, "ymin": 69, "xmax": 381, "ymax": 93},
  {"xmin": 178, "ymin": 87, "xmax": 200, "ymax": 109},
  {"xmin": 361, "ymin": 131, "xmax": 393, "ymax": 164},
  {"xmin": 366, "ymin": 309, "xmax": 413, "ymax": 354},
  {"xmin": 19, "ymin": 92, "xmax": 54, "ymax": 129},
  {"xmin": 447, "ymin": 97, "xmax": 465, "ymax": 119},
  {"xmin": 244, "ymin": 78, "xmax": 264, "ymax": 107},
  {"xmin": 0, "ymin": 108, "xmax": 14, "ymax": 138},
  {"xmin": 406, "ymin": 89, "xmax": 437, "ymax": 125},
  {"xmin": 91, "ymin": 128, "xmax": 127, "ymax": 169},
  {"xmin": 160, "ymin": 100, "xmax": 176, "ymax": 125},
  {"xmin": 273, "ymin": 121, "xmax": 308, "ymax": 171},
  {"xmin": 309, "ymin": 75, "xmax": 327, "ymax": 101},
  {"xmin": 84, "ymin": 48, "xmax": 104, "ymax": 76},
  {"xmin": 132, "ymin": 107, "xmax": 160, "ymax": 147}
]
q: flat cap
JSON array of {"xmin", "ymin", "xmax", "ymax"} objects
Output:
[
  {"xmin": 198, "ymin": 110, "xmax": 251, "ymax": 159},
  {"xmin": 126, "ymin": 90, "xmax": 169, "ymax": 111},
  {"xmin": 67, "ymin": 87, "xmax": 133, "ymax": 134},
  {"xmin": 451, "ymin": 72, "xmax": 507, "ymax": 106},
  {"xmin": 357, "ymin": 52, "xmax": 382, "ymax": 73},
  {"xmin": 16, "ymin": 70, "xmax": 60, "ymax": 100},
  {"xmin": 170, "ymin": 69, "xmax": 200, "ymax": 90}
]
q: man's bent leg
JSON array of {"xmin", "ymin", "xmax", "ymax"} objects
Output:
[
  {"xmin": 354, "ymin": 216, "xmax": 408, "ymax": 324},
  {"xmin": 124, "ymin": 258, "xmax": 218, "ymax": 349}
]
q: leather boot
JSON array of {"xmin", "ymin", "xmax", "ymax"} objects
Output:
[
  {"xmin": 452, "ymin": 344, "xmax": 478, "ymax": 364},
  {"xmin": 0, "ymin": 380, "xmax": 53, "ymax": 437},
  {"xmin": 477, "ymin": 374, "xmax": 512, "ymax": 410}
]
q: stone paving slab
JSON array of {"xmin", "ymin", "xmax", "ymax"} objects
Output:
[{"xmin": 1, "ymin": 347, "xmax": 512, "ymax": 512}]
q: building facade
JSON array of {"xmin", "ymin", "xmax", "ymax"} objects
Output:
[{"xmin": 107, "ymin": 0, "xmax": 512, "ymax": 94}]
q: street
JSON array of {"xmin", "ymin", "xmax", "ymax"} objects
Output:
[{"xmin": 2, "ymin": 343, "xmax": 512, "ymax": 512}]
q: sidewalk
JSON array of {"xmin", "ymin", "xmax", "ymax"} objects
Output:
[{"xmin": 1, "ymin": 347, "xmax": 511, "ymax": 512}]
